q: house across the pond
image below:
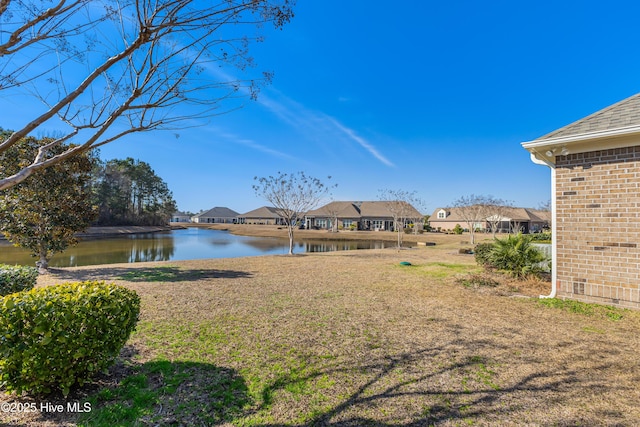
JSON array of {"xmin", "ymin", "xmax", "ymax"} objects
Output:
[
  {"xmin": 191, "ymin": 207, "xmax": 239, "ymax": 224},
  {"xmin": 305, "ymin": 201, "xmax": 423, "ymax": 231},
  {"xmin": 170, "ymin": 211, "xmax": 192, "ymax": 223},
  {"xmin": 237, "ymin": 206, "xmax": 288, "ymax": 225},
  {"xmin": 429, "ymin": 206, "xmax": 550, "ymax": 234}
]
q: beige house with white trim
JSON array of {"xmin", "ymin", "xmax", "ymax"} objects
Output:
[
  {"xmin": 429, "ymin": 207, "xmax": 549, "ymax": 233},
  {"xmin": 306, "ymin": 201, "xmax": 423, "ymax": 231},
  {"xmin": 237, "ymin": 206, "xmax": 287, "ymax": 225},
  {"xmin": 523, "ymin": 92, "xmax": 640, "ymax": 308}
]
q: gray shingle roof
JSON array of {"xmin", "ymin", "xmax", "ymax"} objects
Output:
[
  {"xmin": 538, "ymin": 93, "xmax": 640, "ymax": 140},
  {"xmin": 239, "ymin": 206, "xmax": 281, "ymax": 218},
  {"xmin": 306, "ymin": 201, "xmax": 362, "ymax": 217},
  {"xmin": 193, "ymin": 207, "xmax": 239, "ymax": 219},
  {"xmin": 308, "ymin": 201, "xmax": 422, "ymax": 219},
  {"xmin": 359, "ymin": 201, "xmax": 422, "ymax": 218}
]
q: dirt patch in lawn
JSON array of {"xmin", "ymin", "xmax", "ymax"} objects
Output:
[{"xmin": 3, "ymin": 245, "xmax": 640, "ymax": 426}]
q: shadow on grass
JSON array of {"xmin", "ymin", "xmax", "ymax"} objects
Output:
[
  {"xmin": 0, "ymin": 346, "xmax": 252, "ymax": 426},
  {"xmin": 78, "ymin": 359, "xmax": 252, "ymax": 426},
  {"xmin": 250, "ymin": 338, "xmax": 626, "ymax": 426},
  {"xmin": 47, "ymin": 265, "xmax": 253, "ymax": 283},
  {"xmin": 5, "ymin": 336, "xmax": 629, "ymax": 426}
]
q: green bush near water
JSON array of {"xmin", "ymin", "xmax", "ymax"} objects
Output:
[
  {"xmin": 0, "ymin": 281, "xmax": 140, "ymax": 396},
  {"xmin": 0, "ymin": 264, "xmax": 38, "ymax": 296}
]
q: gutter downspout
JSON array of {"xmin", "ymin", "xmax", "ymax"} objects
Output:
[{"xmin": 528, "ymin": 152, "xmax": 557, "ymax": 299}]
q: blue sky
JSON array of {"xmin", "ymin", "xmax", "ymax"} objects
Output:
[{"xmin": 6, "ymin": 1, "xmax": 640, "ymax": 214}]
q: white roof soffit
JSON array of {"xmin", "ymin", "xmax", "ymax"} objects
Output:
[{"xmin": 522, "ymin": 124, "xmax": 640, "ymax": 166}]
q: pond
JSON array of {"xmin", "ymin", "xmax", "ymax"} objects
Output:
[{"xmin": 0, "ymin": 227, "xmax": 412, "ymax": 267}]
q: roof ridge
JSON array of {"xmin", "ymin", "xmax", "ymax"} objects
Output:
[{"xmin": 537, "ymin": 92, "xmax": 640, "ymax": 140}]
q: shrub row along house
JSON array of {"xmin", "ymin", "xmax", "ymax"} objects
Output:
[
  {"xmin": 523, "ymin": 92, "xmax": 640, "ymax": 309},
  {"xmin": 429, "ymin": 206, "xmax": 550, "ymax": 234}
]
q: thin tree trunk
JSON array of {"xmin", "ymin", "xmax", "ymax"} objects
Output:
[
  {"xmin": 36, "ymin": 245, "xmax": 49, "ymax": 274},
  {"xmin": 287, "ymin": 226, "xmax": 294, "ymax": 255}
]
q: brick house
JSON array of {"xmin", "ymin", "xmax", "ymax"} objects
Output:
[{"xmin": 522, "ymin": 93, "xmax": 640, "ymax": 308}]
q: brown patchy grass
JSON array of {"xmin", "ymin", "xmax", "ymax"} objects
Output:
[{"xmin": 3, "ymin": 242, "xmax": 640, "ymax": 426}]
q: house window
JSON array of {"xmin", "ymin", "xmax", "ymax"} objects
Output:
[
  {"xmin": 371, "ymin": 220, "xmax": 384, "ymax": 230},
  {"xmin": 342, "ymin": 220, "xmax": 353, "ymax": 228},
  {"xmin": 437, "ymin": 210, "xmax": 446, "ymax": 219},
  {"xmin": 316, "ymin": 219, "xmax": 328, "ymax": 229}
]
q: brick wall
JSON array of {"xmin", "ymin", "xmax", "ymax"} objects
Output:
[{"xmin": 556, "ymin": 146, "xmax": 640, "ymax": 308}]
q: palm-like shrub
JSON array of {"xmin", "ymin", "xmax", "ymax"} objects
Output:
[{"xmin": 488, "ymin": 233, "xmax": 548, "ymax": 278}]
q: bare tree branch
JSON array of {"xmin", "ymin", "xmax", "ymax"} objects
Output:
[
  {"xmin": 253, "ymin": 172, "xmax": 335, "ymax": 254},
  {"xmin": 0, "ymin": 0, "xmax": 295, "ymax": 190},
  {"xmin": 378, "ymin": 189, "xmax": 424, "ymax": 249},
  {"xmin": 451, "ymin": 194, "xmax": 502, "ymax": 244}
]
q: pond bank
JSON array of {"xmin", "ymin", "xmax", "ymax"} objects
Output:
[
  {"xmin": 204, "ymin": 223, "xmax": 487, "ymax": 248},
  {"xmin": 77, "ymin": 226, "xmax": 173, "ymax": 238},
  {"xmin": 0, "ymin": 225, "xmax": 173, "ymax": 242}
]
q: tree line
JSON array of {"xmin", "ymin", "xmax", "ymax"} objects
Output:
[{"xmin": 92, "ymin": 157, "xmax": 176, "ymax": 226}]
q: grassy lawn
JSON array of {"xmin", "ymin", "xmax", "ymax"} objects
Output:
[{"xmin": 3, "ymin": 244, "xmax": 640, "ymax": 426}]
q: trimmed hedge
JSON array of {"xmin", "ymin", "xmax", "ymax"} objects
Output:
[
  {"xmin": 0, "ymin": 264, "xmax": 38, "ymax": 297},
  {"xmin": 0, "ymin": 281, "xmax": 140, "ymax": 396}
]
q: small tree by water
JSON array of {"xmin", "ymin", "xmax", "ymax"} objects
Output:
[
  {"xmin": 253, "ymin": 172, "xmax": 335, "ymax": 255},
  {"xmin": 0, "ymin": 135, "xmax": 98, "ymax": 273}
]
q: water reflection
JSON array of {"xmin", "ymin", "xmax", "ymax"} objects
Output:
[{"xmin": 0, "ymin": 228, "xmax": 412, "ymax": 267}]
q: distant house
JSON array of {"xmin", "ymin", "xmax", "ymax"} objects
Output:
[
  {"xmin": 237, "ymin": 206, "xmax": 287, "ymax": 225},
  {"xmin": 191, "ymin": 207, "xmax": 239, "ymax": 224},
  {"xmin": 306, "ymin": 201, "xmax": 423, "ymax": 231},
  {"xmin": 170, "ymin": 211, "xmax": 192, "ymax": 223},
  {"xmin": 305, "ymin": 201, "xmax": 362, "ymax": 230},
  {"xmin": 522, "ymin": 92, "xmax": 640, "ymax": 308},
  {"xmin": 429, "ymin": 206, "xmax": 549, "ymax": 233}
]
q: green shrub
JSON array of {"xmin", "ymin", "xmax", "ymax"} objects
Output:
[
  {"xmin": 474, "ymin": 243, "xmax": 494, "ymax": 266},
  {"xmin": 489, "ymin": 233, "xmax": 548, "ymax": 278},
  {"xmin": 0, "ymin": 281, "xmax": 140, "ymax": 396},
  {"xmin": 453, "ymin": 224, "xmax": 463, "ymax": 235},
  {"xmin": 0, "ymin": 264, "xmax": 38, "ymax": 296}
]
